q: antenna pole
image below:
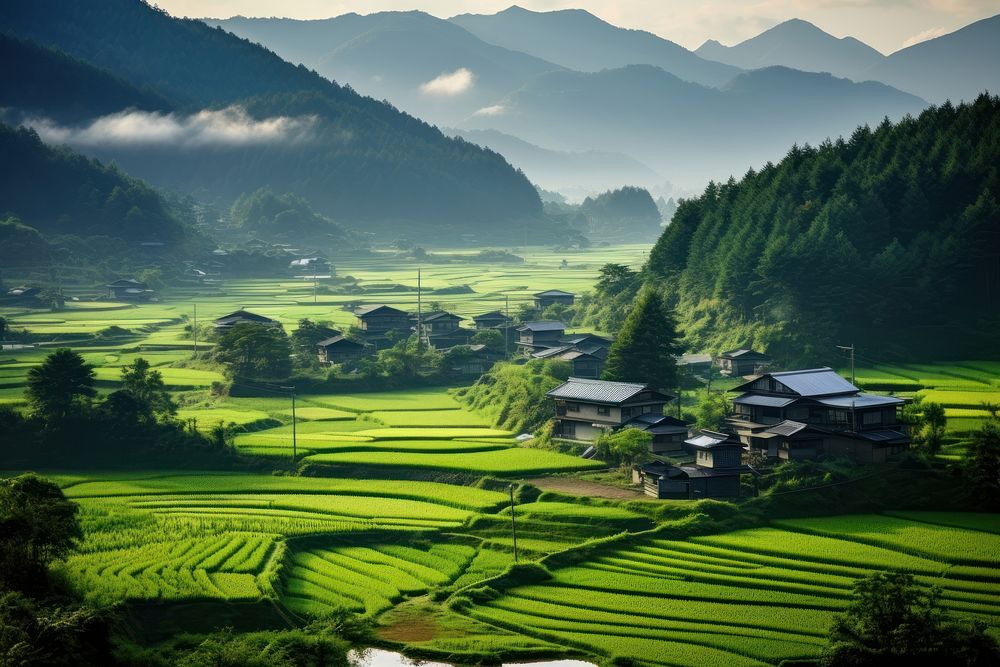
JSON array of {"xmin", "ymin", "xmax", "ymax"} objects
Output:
[
  {"xmin": 836, "ymin": 344, "xmax": 856, "ymax": 386},
  {"xmin": 509, "ymin": 484, "xmax": 518, "ymax": 563},
  {"xmin": 193, "ymin": 304, "xmax": 198, "ymax": 356},
  {"xmin": 416, "ymin": 268, "xmax": 422, "ymax": 350}
]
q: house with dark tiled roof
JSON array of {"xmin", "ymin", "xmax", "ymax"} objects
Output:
[
  {"xmin": 516, "ymin": 321, "xmax": 566, "ymax": 354},
  {"xmin": 717, "ymin": 348, "xmax": 771, "ymax": 376},
  {"xmin": 634, "ymin": 430, "xmax": 751, "ymax": 499},
  {"xmin": 212, "ymin": 309, "xmax": 280, "ymax": 331},
  {"xmin": 534, "ymin": 289, "xmax": 575, "ymax": 310},
  {"xmin": 416, "ymin": 311, "xmax": 475, "ymax": 350},
  {"xmin": 728, "ymin": 367, "xmax": 909, "ymax": 463},
  {"xmin": 546, "ymin": 377, "xmax": 675, "ymax": 442},
  {"xmin": 317, "ymin": 335, "xmax": 370, "ymax": 364},
  {"xmin": 106, "ymin": 279, "xmax": 155, "ymax": 301}
]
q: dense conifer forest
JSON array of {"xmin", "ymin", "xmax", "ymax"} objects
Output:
[{"xmin": 644, "ymin": 95, "xmax": 1000, "ymax": 361}]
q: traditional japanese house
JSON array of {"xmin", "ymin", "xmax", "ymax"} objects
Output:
[
  {"xmin": 106, "ymin": 279, "xmax": 155, "ymax": 301},
  {"xmin": 417, "ymin": 311, "xmax": 475, "ymax": 349},
  {"xmin": 728, "ymin": 367, "xmax": 909, "ymax": 463},
  {"xmin": 717, "ymin": 348, "xmax": 772, "ymax": 376},
  {"xmin": 212, "ymin": 309, "xmax": 280, "ymax": 331},
  {"xmin": 622, "ymin": 414, "xmax": 691, "ymax": 454},
  {"xmin": 473, "ymin": 311, "xmax": 511, "ymax": 330},
  {"xmin": 534, "ymin": 290, "xmax": 576, "ymax": 310},
  {"xmin": 633, "ymin": 430, "xmax": 750, "ymax": 499},
  {"xmin": 353, "ymin": 304, "xmax": 411, "ymax": 349},
  {"xmin": 317, "ymin": 336, "xmax": 369, "ymax": 364},
  {"xmin": 547, "ymin": 378, "xmax": 674, "ymax": 442},
  {"xmin": 516, "ymin": 321, "xmax": 566, "ymax": 354}
]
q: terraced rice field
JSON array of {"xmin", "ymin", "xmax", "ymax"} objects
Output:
[
  {"xmin": 846, "ymin": 361, "xmax": 999, "ymax": 434},
  {"xmin": 456, "ymin": 513, "xmax": 1000, "ymax": 665}
]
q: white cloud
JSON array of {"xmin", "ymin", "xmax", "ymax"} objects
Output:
[
  {"xmin": 473, "ymin": 104, "xmax": 507, "ymax": 116},
  {"xmin": 900, "ymin": 26, "xmax": 950, "ymax": 48},
  {"xmin": 24, "ymin": 106, "xmax": 317, "ymax": 147},
  {"xmin": 420, "ymin": 68, "xmax": 475, "ymax": 96}
]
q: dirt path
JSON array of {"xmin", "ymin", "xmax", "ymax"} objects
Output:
[{"xmin": 525, "ymin": 477, "xmax": 644, "ymax": 499}]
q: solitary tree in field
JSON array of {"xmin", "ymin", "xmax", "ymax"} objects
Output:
[
  {"xmin": 0, "ymin": 473, "xmax": 81, "ymax": 593},
  {"xmin": 120, "ymin": 357, "xmax": 176, "ymax": 419},
  {"xmin": 601, "ymin": 288, "xmax": 681, "ymax": 390},
  {"xmin": 25, "ymin": 348, "xmax": 95, "ymax": 421},
  {"xmin": 214, "ymin": 323, "xmax": 292, "ymax": 380},
  {"xmin": 823, "ymin": 571, "xmax": 1000, "ymax": 666}
]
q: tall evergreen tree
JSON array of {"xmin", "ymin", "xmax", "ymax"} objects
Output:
[
  {"xmin": 601, "ymin": 288, "xmax": 681, "ymax": 390},
  {"xmin": 25, "ymin": 349, "xmax": 95, "ymax": 422}
]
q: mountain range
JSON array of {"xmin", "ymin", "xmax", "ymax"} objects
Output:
[
  {"xmin": 697, "ymin": 15, "xmax": 1000, "ymax": 105},
  {"xmin": 212, "ymin": 5, "xmax": 993, "ymax": 190},
  {"xmin": 0, "ymin": 0, "xmax": 557, "ymax": 243}
]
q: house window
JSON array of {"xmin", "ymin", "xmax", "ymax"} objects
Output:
[
  {"xmin": 862, "ymin": 411, "xmax": 882, "ymax": 425},
  {"xmin": 787, "ymin": 406, "xmax": 809, "ymax": 420},
  {"xmin": 597, "ymin": 406, "xmax": 610, "ymax": 416},
  {"xmin": 562, "ymin": 421, "xmax": 576, "ymax": 437},
  {"xmin": 566, "ymin": 402, "xmax": 580, "ymax": 413},
  {"xmin": 830, "ymin": 410, "xmax": 849, "ymax": 424}
]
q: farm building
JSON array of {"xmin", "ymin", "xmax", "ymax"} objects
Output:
[
  {"xmin": 516, "ymin": 321, "xmax": 566, "ymax": 354},
  {"xmin": 633, "ymin": 430, "xmax": 750, "ymax": 499},
  {"xmin": 534, "ymin": 289, "xmax": 575, "ymax": 309},
  {"xmin": 727, "ymin": 367, "xmax": 910, "ymax": 463},
  {"xmin": 717, "ymin": 348, "xmax": 771, "ymax": 376},
  {"xmin": 547, "ymin": 377, "xmax": 675, "ymax": 442},
  {"xmin": 473, "ymin": 311, "xmax": 511, "ymax": 329},
  {"xmin": 3, "ymin": 286, "xmax": 40, "ymax": 304},
  {"xmin": 317, "ymin": 336, "xmax": 370, "ymax": 364},
  {"xmin": 446, "ymin": 344, "xmax": 502, "ymax": 376},
  {"xmin": 417, "ymin": 311, "xmax": 475, "ymax": 349},
  {"xmin": 213, "ymin": 309, "xmax": 280, "ymax": 331},
  {"xmin": 530, "ymin": 333, "xmax": 613, "ymax": 377},
  {"xmin": 676, "ymin": 353, "xmax": 713, "ymax": 375},
  {"xmin": 354, "ymin": 304, "xmax": 411, "ymax": 349},
  {"xmin": 106, "ymin": 279, "xmax": 155, "ymax": 301},
  {"xmin": 289, "ymin": 257, "xmax": 331, "ymax": 274},
  {"xmin": 623, "ymin": 413, "xmax": 691, "ymax": 454}
]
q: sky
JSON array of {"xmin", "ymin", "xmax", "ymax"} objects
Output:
[{"xmin": 157, "ymin": 0, "xmax": 999, "ymax": 54}]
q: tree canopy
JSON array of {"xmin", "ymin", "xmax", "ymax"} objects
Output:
[
  {"xmin": 645, "ymin": 95, "xmax": 1000, "ymax": 362},
  {"xmin": 602, "ymin": 288, "xmax": 682, "ymax": 390},
  {"xmin": 214, "ymin": 324, "xmax": 292, "ymax": 380},
  {"xmin": 25, "ymin": 348, "xmax": 95, "ymax": 422}
]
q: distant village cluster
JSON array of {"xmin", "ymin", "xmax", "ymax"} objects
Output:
[{"xmin": 205, "ymin": 286, "xmax": 911, "ymax": 502}]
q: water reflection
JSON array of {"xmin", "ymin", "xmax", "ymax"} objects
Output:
[{"xmin": 349, "ymin": 648, "xmax": 597, "ymax": 667}]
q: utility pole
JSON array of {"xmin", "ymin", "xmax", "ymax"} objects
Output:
[
  {"xmin": 504, "ymin": 293, "xmax": 510, "ymax": 358},
  {"xmin": 281, "ymin": 385, "xmax": 297, "ymax": 466},
  {"xmin": 508, "ymin": 484, "xmax": 518, "ymax": 563},
  {"xmin": 416, "ymin": 267, "xmax": 422, "ymax": 351},
  {"xmin": 192, "ymin": 304, "xmax": 198, "ymax": 355},
  {"xmin": 836, "ymin": 344, "xmax": 856, "ymax": 386}
]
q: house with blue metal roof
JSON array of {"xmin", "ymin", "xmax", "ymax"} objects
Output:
[
  {"xmin": 547, "ymin": 377, "xmax": 675, "ymax": 442},
  {"xmin": 727, "ymin": 367, "xmax": 910, "ymax": 462}
]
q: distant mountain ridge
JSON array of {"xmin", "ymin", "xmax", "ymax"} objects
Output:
[
  {"xmin": 206, "ymin": 12, "xmax": 564, "ymax": 127},
  {"xmin": 695, "ymin": 19, "xmax": 884, "ymax": 80},
  {"xmin": 449, "ymin": 5, "xmax": 741, "ymax": 88},
  {"xmin": 696, "ymin": 14, "xmax": 1000, "ymax": 103},
  {"xmin": 0, "ymin": 0, "xmax": 550, "ymax": 237},
  {"xmin": 462, "ymin": 64, "xmax": 926, "ymax": 187}
]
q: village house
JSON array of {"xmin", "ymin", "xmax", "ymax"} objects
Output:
[
  {"xmin": 106, "ymin": 279, "xmax": 155, "ymax": 301},
  {"xmin": 353, "ymin": 304, "xmax": 411, "ymax": 349},
  {"xmin": 717, "ymin": 348, "xmax": 772, "ymax": 377},
  {"xmin": 317, "ymin": 335, "xmax": 369, "ymax": 364},
  {"xmin": 472, "ymin": 311, "xmax": 511, "ymax": 330},
  {"xmin": 547, "ymin": 377, "xmax": 675, "ymax": 442},
  {"xmin": 289, "ymin": 257, "xmax": 332, "ymax": 274},
  {"xmin": 634, "ymin": 430, "xmax": 750, "ymax": 499},
  {"xmin": 727, "ymin": 367, "xmax": 909, "ymax": 463},
  {"xmin": 530, "ymin": 333, "xmax": 613, "ymax": 377},
  {"xmin": 623, "ymin": 413, "xmax": 691, "ymax": 454},
  {"xmin": 212, "ymin": 309, "xmax": 280, "ymax": 331},
  {"xmin": 516, "ymin": 321, "xmax": 567, "ymax": 354},
  {"xmin": 446, "ymin": 344, "xmax": 502, "ymax": 377},
  {"xmin": 534, "ymin": 289, "xmax": 575, "ymax": 310},
  {"xmin": 676, "ymin": 353, "xmax": 713, "ymax": 376},
  {"xmin": 417, "ymin": 311, "xmax": 475, "ymax": 349},
  {"xmin": 3, "ymin": 286, "xmax": 40, "ymax": 305}
]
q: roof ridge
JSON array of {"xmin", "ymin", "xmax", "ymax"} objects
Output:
[{"xmin": 770, "ymin": 367, "xmax": 834, "ymax": 376}]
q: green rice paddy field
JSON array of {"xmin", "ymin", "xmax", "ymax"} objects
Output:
[{"xmin": 3, "ymin": 246, "xmax": 1000, "ymax": 664}]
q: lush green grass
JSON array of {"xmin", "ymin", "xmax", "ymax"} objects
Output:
[
  {"xmin": 369, "ymin": 409, "xmax": 492, "ymax": 427},
  {"xmin": 306, "ymin": 448, "xmax": 605, "ymax": 475},
  {"xmin": 176, "ymin": 407, "xmax": 272, "ymax": 429}
]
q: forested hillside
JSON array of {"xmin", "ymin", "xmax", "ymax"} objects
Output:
[
  {"xmin": 0, "ymin": 0, "xmax": 546, "ymax": 234},
  {"xmin": 0, "ymin": 33, "xmax": 171, "ymax": 123},
  {"xmin": 644, "ymin": 95, "xmax": 1000, "ymax": 362},
  {"xmin": 0, "ymin": 124, "xmax": 200, "ymax": 261},
  {"xmin": 580, "ymin": 186, "xmax": 662, "ymax": 237}
]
